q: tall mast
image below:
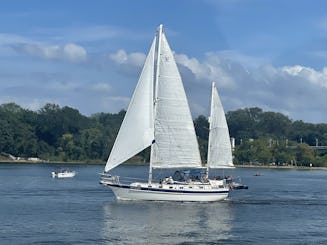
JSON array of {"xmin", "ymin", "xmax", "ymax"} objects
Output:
[
  {"xmin": 206, "ymin": 81, "xmax": 215, "ymax": 178},
  {"xmin": 148, "ymin": 24, "xmax": 163, "ymax": 184}
]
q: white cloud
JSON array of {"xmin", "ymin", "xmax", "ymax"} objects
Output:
[
  {"xmin": 176, "ymin": 52, "xmax": 236, "ymax": 88},
  {"xmin": 174, "ymin": 52, "xmax": 327, "ymax": 122},
  {"xmin": 281, "ymin": 65, "xmax": 327, "ymax": 89},
  {"xmin": 91, "ymin": 83, "xmax": 112, "ymax": 92},
  {"xmin": 3, "ymin": 40, "xmax": 327, "ymax": 122},
  {"xmin": 104, "ymin": 48, "xmax": 327, "ymax": 122},
  {"xmin": 13, "ymin": 43, "xmax": 87, "ymax": 63},
  {"xmin": 109, "ymin": 49, "xmax": 145, "ymax": 67},
  {"xmin": 62, "ymin": 44, "xmax": 87, "ymax": 63}
]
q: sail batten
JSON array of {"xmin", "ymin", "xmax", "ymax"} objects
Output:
[{"xmin": 207, "ymin": 82, "xmax": 234, "ymax": 169}]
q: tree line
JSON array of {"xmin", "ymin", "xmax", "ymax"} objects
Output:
[
  {"xmin": 0, "ymin": 103, "xmax": 123, "ymax": 162},
  {"xmin": 195, "ymin": 107, "xmax": 327, "ymax": 167},
  {"xmin": 1, "ymin": 103, "xmax": 326, "ymax": 166}
]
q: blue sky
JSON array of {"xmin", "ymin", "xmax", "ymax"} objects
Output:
[{"xmin": 0, "ymin": 0, "xmax": 327, "ymax": 123}]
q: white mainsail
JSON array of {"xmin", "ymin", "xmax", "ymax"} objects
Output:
[
  {"xmin": 104, "ymin": 37, "xmax": 156, "ymax": 172},
  {"xmin": 207, "ymin": 82, "xmax": 234, "ymax": 169},
  {"xmin": 152, "ymin": 31, "xmax": 202, "ymax": 169},
  {"xmin": 105, "ymin": 25, "xmax": 202, "ymax": 172}
]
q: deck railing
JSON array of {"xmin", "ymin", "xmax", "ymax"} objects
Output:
[{"xmin": 100, "ymin": 173, "xmax": 147, "ymax": 185}]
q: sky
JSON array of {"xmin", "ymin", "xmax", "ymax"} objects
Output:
[{"xmin": 0, "ymin": 0, "xmax": 327, "ymax": 123}]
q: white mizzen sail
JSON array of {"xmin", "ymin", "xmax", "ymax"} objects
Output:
[
  {"xmin": 152, "ymin": 31, "xmax": 202, "ymax": 169},
  {"xmin": 207, "ymin": 82, "xmax": 234, "ymax": 169},
  {"xmin": 104, "ymin": 37, "xmax": 156, "ymax": 172}
]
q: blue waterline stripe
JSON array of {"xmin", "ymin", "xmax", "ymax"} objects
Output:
[{"xmin": 105, "ymin": 183, "xmax": 229, "ymax": 194}]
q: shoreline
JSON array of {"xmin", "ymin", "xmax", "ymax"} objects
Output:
[
  {"xmin": 0, "ymin": 159, "xmax": 105, "ymax": 165},
  {"xmin": 235, "ymin": 164, "xmax": 327, "ymax": 170},
  {"xmin": 1, "ymin": 159, "xmax": 326, "ymax": 170}
]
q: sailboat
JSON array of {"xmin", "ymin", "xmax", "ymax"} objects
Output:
[
  {"xmin": 207, "ymin": 85, "xmax": 248, "ymax": 190},
  {"xmin": 100, "ymin": 25, "xmax": 229, "ymax": 202},
  {"xmin": 207, "ymin": 82, "xmax": 234, "ymax": 173}
]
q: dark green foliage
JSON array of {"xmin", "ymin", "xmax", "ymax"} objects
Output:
[
  {"xmin": 194, "ymin": 115, "xmax": 209, "ymax": 162},
  {"xmin": 0, "ymin": 103, "xmax": 38, "ymax": 157},
  {"xmin": 217, "ymin": 108, "xmax": 326, "ymax": 167},
  {"xmin": 0, "ymin": 103, "xmax": 121, "ymax": 162},
  {"xmin": 0, "ymin": 103, "xmax": 326, "ymax": 166},
  {"xmin": 226, "ymin": 107, "xmax": 263, "ymax": 141}
]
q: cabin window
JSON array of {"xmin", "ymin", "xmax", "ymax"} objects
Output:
[
  {"xmin": 169, "ymin": 186, "xmax": 173, "ymax": 189},
  {"xmin": 179, "ymin": 187, "xmax": 183, "ymax": 189}
]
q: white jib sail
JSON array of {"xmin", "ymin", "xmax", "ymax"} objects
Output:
[
  {"xmin": 152, "ymin": 32, "xmax": 202, "ymax": 169},
  {"xmin": 207, "ymin": 82, "xmax": 234, "ymax": 169},
  {"xmin": 104, "ymin": 37, "xmax": 156, "ymax": 172}
]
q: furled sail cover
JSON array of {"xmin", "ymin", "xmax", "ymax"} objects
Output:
[
  {"xmin": 152, "ymin": 33, "xmax": 202, "ymax": 169},
  {"xmin": 104, "ymin": 37, "xmax": 156, "ymax": 172},
  {"xmin": 207, "ymin": 82, "xmax": 234, "ymax": 168}
]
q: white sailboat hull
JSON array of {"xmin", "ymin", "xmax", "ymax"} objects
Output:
[
  {"xmin": 111, "ymin": 186, "xmax": 228, "ymax": 202},
  {"xmin": 101, "ymin": 179, "xmax": 229, "ymax": 202}
]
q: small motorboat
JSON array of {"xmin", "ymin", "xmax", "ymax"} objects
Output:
[
  {"xmin": 51, "ymin": 169, "xmax": 76, "ymax": 178},
  {"xmin": 225, "ymin": 176, "xmax": 248, "ymax": 190},
  {"xmin": 229, "ymin": 182, "xmax": 248, "ymax": 190}
]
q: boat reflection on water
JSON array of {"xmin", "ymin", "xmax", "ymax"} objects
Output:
[{"xmin": 101, "ymin": 201, "xmax": 234, "ymax": 244}]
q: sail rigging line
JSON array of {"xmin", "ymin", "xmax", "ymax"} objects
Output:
[
  {"xmin": 206, "ymin": 82, "xmax": 215, "ymax": 177},
  {"xmin": 148, "ymin": 24, "xmax": 163, "ymax": 184}
]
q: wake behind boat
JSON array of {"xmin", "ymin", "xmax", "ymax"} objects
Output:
[{"xmin": 100, "ymin": 25, "xmax": 230, "ymax": 202}]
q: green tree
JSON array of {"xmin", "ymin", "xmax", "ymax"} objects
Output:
[
  {"xmin": 258, "ymin": 112, "xmax": 291, "ymax": 137},
  {"xmin": 226, "ymin": 107, "xmax": 263, "ymax": 142},
  {"xmin": 295, "ymin": 144, "xmax": 315, "ymax": 166},
  {"xmin": 194, "ymin": 115, "xmax": 209, "ymax": 162}
]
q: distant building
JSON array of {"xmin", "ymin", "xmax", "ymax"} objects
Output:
[{"xmin": 27, "ymin": 157, "xmax": 42, "ymax": 162}]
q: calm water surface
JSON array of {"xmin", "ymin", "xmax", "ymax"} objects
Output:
[{"xmin": 1, "ymin": 163, "xmax": 327, "ymax": 244}]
